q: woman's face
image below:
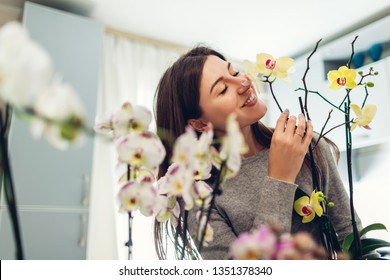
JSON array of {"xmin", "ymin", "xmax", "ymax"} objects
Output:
[{"xmin": 198, "ymin": 55, "xmax": 267, "ymax": 132}]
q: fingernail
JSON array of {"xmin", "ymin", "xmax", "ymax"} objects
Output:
[
  {"xmin": 241, "ymin": 80, "xmax": 250, "ymax": 86},
  {"xmin": 283, "ymin": 108, "xmax": 289, "ymax": 113}
]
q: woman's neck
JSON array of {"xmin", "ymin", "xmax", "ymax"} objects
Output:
[{"xmin": 241, "ymin": 126, "xmax": 263, "ymax": 159}]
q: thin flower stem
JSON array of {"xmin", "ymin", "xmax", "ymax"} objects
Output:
[
  {"xmin": 0, "ymin": 111, "xmax": 24, "ymax": 260},
  {"xmin": 295, "ymin": 88, "xmax": 345, "ymax": 113},
  {"xmin": 126, "ymin": 164, "xmax": 133, "ymax": 260},
  {"xmin": 338, "ymin": 89, "xmax": 351, "ymax": 110},
  {"xmin": 264, "ymin": 77, "xmax": 283, "ymax": 112},
  {"xmin": 346, "ymin": 36, "xmax": 359, "ymax": 68},
  {"xmin": 313, "ymin": 109, "xmax": 333, "ymax": 148},
  {"xmin": 127, "ymin": 213, "xmax": 133, "ymax": 260},
  {"xmin": 312, "ymin": 119, "xmax": 354, "ymax": 150},
  {"xmin": 302, "ymin": 39, "xmax": 322, "ymax": 121},
  {"xmin": 344, "ymin": 102, "xmax": 362, "ymax": 259},
  {"xmin": 361, "ymin": 85, "xmax": 369, "ymax": 108},
  {"xmin": 181, "ymin": 210, "xmax": 189, "ymax": 259},
  {"xmin": 357, "ymin": 67, "xmax": 374, "ymax": 86}
]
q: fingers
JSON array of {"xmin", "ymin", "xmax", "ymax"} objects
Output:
[
  {"xmin": 302, "ymin": 119, "xmax": 313, "ymax": 146},
  {"xmin": 293, "ymin": 114, "xmax": 306, "ymax": 139},
  {"xmin": 274, "ymin": 109, "xmax": 290, "ymax": 134},
  {"xmin": 275, "ymin": 110, "xmax": 313, "ymax": 144}
]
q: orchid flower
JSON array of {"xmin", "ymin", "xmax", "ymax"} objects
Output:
[
  {"xmin": 118, "ymin": 179, "xmax": 156, "ymax": 216},
  {"xmin": 171, "ymin": 127, "xmax": 198, "ymax": 166},
  {"xmin": 218, "ymin": 113, "xmax": 248, "ymax": 179},
  {"xmin": 158, "ymin": 163, "xmax": 195, "ymax": 210},
  {"xmin": 0, "ymin": 21, "xmax": 53, "ymax": 108},
  {"xmin": 243, "ymin": 59, "xmax": 263, "ymax": 93},
  {"xmin": 255, "ymin": 53, "xmax": 295, "ymax": 79},
  {"xmin": 229, "ymin": 226, "xmax": 277, "ymax": 260},
  {"xmin": 327, "ymin": 66, "xmax": 357, "ymax": 90},
  {"xmin": 116, "ymin": 131, "xmax": 166, "ymax": 170},
  {"xmin": 350, "ymin": 104, "xmax": 377, "ymax": 131},
  {"xmin": 193, "ymin": 180, "xmax": 213, "ymax": 208},
  {"xmin": 154, "ymin": 195, "xmax": 180, "ymax": 227},
  {"xmin": 30, "ymin": 79, "xmax": 86, "ymax": 150},
  {"xmin": 95, "ymin": 102, "xmax": 152, "ymax": 138},
  {"xmin": 118, "ymin": 181, "xmax": 141, "ymax": 212},
  {"xmin": 294, "ymin": 191, "xmax": 324, "ymax": 223}
]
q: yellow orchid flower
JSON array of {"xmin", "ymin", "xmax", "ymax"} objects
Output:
[
  {"xmin": 327, "ymin": 66, "xmax": 357, "ymax": 90},
  {"xmin": 294, "ymin": 191, "xmax": 324, "ymax": 223},
  {"xmin": 350, "ymin": 104, "xmax": 377, "ymax": 131},
  {"xmin": 243, "ymin": 59, "xmax": 262, "ymax": 93},
  {"xmin": 254, "ymin": 53, "xmax": 294, "ymax": 79}
]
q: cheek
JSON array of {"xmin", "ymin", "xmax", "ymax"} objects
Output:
[{"xmin": 200, "ymin": 99, "xmax": 235, "ymax": 127}]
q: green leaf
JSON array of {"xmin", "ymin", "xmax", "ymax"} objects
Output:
[
  {"xmin": 341, "ymin": 232, "xmax": 354, "ymax": 253},
  {"xmin": 361, "ymin": 238, "xmax": 390, "ymax": 256},
  {"xmin": 359, "ymin": 223, "xmax": 387, "ymax": 237},
  {"xmin": 341, "ymin": 223, "xmax": 387, "ymax": 253},
  {"xmin": 366, "ymin": 82, "xmax": 375, "ymax": 88}
]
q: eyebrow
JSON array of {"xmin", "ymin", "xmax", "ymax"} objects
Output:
[{"xmin": 210, "ymin": 62, "xmax": 231, "ymax": 94}]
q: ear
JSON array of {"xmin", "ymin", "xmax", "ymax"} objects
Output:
[{"xmin": 187, "ymin": 119, "xmax": 210, "ymax": 133}]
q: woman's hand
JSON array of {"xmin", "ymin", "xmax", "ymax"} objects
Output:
[{"xmin": 268, "ymin": 110, "xmax": 313, "ymax": 184}]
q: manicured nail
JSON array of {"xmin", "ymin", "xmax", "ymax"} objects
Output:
[
  {"xmin": 283, "ymin": 108, "xmax": 289, "ymax": 113},
  {"xmin": 241, "ymin": 80, "xmax": 250, "ymax": 86}
]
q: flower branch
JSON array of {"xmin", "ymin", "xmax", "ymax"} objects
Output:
[{"xmin": 301, "ymin": 39, "xmax": 322, "ymax": 121}]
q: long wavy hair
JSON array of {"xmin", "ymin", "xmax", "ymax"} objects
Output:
[{"xmin": 153, "ymin": 46, "xmax": 339, "ymax": 259}]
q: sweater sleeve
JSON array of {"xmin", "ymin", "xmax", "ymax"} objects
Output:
[{"xmin": 252, "ymin": 176, "xmax": 298, "ymax": 232}]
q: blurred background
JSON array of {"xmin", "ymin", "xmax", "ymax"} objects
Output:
[{"xmin": 0, "ymin": 0, "xmax": 390, "ymax": 259}]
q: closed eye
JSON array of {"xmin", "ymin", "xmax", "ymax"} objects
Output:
[{"xmin": 219, "ymin": 85, "xmax": 228, "ymax": 95}]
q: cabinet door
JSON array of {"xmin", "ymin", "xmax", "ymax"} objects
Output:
[
  {"xmin": 0, "ymin": 209, "xmax": 88, "ymax": 259},
  {"xmin": 3, "ymin": 2, "xmax": 103, "ymax": 207}
]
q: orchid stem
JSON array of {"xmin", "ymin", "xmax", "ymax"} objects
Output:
[
  {"xmin": 0, "ymin": 110, "xmax": 24, "ymax": 260},
  {"xmin": 344, "ymin": 102, "xmax": 362, "ymax": 259},
  {"xmin": 295, "ymin": 88, "xmax": 345, "ymax": 113},
  {"xmin": 302, "ymin": 39, "xmax": 322, "ymax": 121},
  {"xmin": 265, "ymin": 77, "xmax": 283, "ymax": 113},
  {"xmin": 361, "ymin": 85, "xmax": 369, "ymax": 108}
]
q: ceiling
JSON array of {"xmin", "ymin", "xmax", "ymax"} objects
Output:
[{"xmin": 2, "ymin": 0, "xmax": 390, "ymax": 61}]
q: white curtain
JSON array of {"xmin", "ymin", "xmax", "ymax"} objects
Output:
[{"xmin": 87, "ymin": 34, "xmax": 182, "ymax": 259}]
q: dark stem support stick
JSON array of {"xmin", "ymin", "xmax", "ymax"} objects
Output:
[
  {"xmin": 344, "ymin": 103, "xmax": 362, "ymax": 259},
  {"xmin": 0, "ymin": 112, "xmax": 24, "ymax": 260},
  {"xmin": 198, "ymin": 161, "xmax": 225, "ymax": 253}
]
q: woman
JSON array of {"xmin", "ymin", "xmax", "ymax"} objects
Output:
[{"xmin": 153, "ymin": 46, "xmax": 359, "ymax": 260}]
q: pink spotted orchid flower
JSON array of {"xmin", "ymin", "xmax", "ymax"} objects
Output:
[{"xmin": 294, "ymin": 191, "xmax": 324, "ymax": 223}]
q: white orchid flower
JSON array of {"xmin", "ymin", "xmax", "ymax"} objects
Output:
[
  {"xmin": 0, "ymin": 22, "xmax": 53, "ymax": 108},
  {"xmin": 118, "ymin": 181, "xmax": 141, "ymax": 213},
  {"xmin": 30, "ymin": 79, "xmax": 86, "ymax": 149},
  {"xmin": 116, "ymin": 131, "xmax": 166, "ymax": 170},
  {"xmin": 171, "ymin": 126, "xmax": 198, "ymax": 166},
  {"xmin": 219, "ymin": 113, "xmax": 248, "ymax": 179}
]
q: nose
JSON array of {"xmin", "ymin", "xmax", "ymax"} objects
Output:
[{"xmin": 237, "ymin": 77, "xmax": 251, "ymax": 95}]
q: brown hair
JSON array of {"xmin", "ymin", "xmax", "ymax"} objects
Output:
[{"xmin": 153, "ymin": 45, "xmax": 337, "ymax": 259}]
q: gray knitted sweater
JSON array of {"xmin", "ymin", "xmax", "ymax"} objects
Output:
[{"xmin": 188, "ymin": 138, "xmax": 361, "ymax": 260}]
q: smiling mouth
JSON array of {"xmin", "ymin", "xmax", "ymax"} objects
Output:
[{"xmin": 241, "ymin": 90, "xmax": 256, "ymax": 108}]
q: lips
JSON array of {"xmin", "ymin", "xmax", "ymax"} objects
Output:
[{"xmin": 241, "ymin": 88, "xmax": 257, "ymax": 108}]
